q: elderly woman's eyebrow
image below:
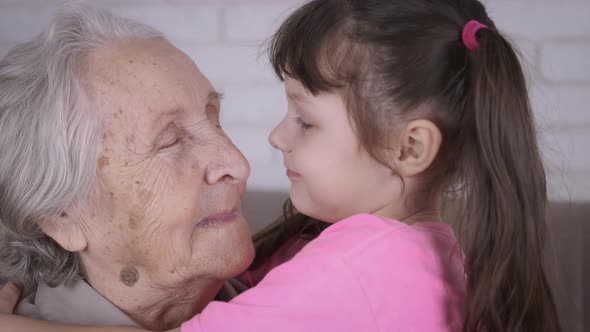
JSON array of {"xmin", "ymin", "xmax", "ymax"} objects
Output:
[
  {"xmin": 151, "ymin": 91, "xmax": 222, "ymax": 131},
  {"xmin": 152, "ymin": 108, "xmax": 184, "ymax": 129}
]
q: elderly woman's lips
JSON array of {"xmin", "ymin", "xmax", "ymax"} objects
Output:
[{"xmin": 197, "ymin": 209, "xmax": 239, "ymax": 227}]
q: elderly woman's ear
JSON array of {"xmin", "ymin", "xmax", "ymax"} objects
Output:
[{"xmin": 39, "ymin": 211, "xmax": 88, "ymax": 252}]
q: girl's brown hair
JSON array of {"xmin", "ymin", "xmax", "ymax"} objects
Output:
[{"xmin": 254, "ymin": 0, "xmax": 561, "ymax": 331}]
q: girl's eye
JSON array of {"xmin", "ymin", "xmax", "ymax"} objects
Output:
[{"xmin": 295, "ymin": 117, "xmax": 313, "ymax": 130}]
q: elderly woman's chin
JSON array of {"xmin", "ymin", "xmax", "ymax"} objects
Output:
[{"xmin": 191, "ymin": 211, "xmax": 255, "ymax": 279}]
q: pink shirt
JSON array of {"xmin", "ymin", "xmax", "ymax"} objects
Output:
[{"xmin": 182, "ymin": 214, "xmax": 466, "ymax": 332}]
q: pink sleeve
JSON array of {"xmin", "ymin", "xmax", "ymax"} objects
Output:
[{"xmin": 180, "ymin": 251, "xmax": 376, "ymax": 332}]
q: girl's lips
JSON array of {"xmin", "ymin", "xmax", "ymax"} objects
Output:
[{"xmin": 286, "ymin": 169, "xmax": 301, "ymax": 180}]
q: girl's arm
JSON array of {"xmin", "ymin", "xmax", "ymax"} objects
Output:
[
  {"xmin": 0, "ymin": 314, "xmax": 180, "ymax": 332},
  {"xmin": 0, "ymin": 282, "xmax": 22, "ymax": 314}
]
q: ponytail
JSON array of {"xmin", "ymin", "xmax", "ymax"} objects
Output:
[{"xmin": 459, "ymin": 28, "xmax": 561, "ymax": 332}]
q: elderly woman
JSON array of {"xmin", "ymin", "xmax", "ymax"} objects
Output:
[{"xmin": 0, "ymin": 5, "xmax": 256, "ymax": 330}]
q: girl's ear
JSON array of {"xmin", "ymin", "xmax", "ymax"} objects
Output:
[{"xmin": 393, "ymin": 119, "xmax": 442, "ymax": 177}]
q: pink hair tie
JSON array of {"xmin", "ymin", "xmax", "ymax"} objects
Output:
[{"xmin": 462, "ymin": 20, "xmax": 488, "ymax": 51}]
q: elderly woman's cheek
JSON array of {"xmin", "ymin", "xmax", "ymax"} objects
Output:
[
  {"xmin": 126, "ymin": 180, "xmax": 158, "ymax": 229},
  {"xmin": 161, "ymin": 235, "xmax": 195, "ymax": 277}
]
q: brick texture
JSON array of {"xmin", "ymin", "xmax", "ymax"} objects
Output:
[{"xmin": 0, "ymin": 0, "xmax": 587, "ymax": 201}]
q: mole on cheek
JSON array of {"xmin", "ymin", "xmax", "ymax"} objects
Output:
[{"xmin": 120, "ymin": 266, "xmax": 139, "ymax": 287}]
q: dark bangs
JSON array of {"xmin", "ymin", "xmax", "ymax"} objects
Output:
[{"xmin": 268, "ymin": 0, "xmax": 365, "ymax": 95}]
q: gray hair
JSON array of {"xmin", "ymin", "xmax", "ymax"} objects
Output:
[{"xmin": 0, "ymin": 4, "xmax": 164, "ymax": 289}]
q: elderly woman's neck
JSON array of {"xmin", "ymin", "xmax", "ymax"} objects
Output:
[
  {"xmin": 84, "ymin": 267, "xmax": 224, "ymax": 331},
  {"xmin": 123, "ymin": 278, "xmax": 223, "ymax": 331}
]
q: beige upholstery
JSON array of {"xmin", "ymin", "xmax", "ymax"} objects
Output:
[{"xmin": 546, "ymin": 202, "xmax": 589, "ymax": 332}]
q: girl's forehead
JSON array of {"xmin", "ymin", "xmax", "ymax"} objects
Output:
[{"xmin": 285, "ymin": 78, "xmax": 315, "ymax": 100}]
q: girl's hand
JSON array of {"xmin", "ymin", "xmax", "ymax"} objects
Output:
[{"xmin": 0, "ymin": 282, "xmax": 22, "ymax": 314}]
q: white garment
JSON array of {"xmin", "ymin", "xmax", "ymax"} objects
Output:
[{"xmin": 15, "ymin": 278, "xmax": 246, "ymax": 326}]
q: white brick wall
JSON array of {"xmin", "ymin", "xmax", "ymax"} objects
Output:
[
  {"xmin": 540, "ymin": 42, "xmax": 590, "ymax": 83},
  {"xmin": 0, "ymin": 0, "xmax": 588, "ymax": 201}
]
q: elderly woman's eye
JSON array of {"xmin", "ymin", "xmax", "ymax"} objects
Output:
[{"xmin": 161, "ymin": 137, "xmax": 181, "ymax": 149}]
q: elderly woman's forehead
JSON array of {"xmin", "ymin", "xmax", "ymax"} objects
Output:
[
  {"xmin": 89, "ymin": 39, "xmax": 189, "ymax": 68},
  {"xmin": 84, "ymin": 40, "xmax": 210, "ymax": 100}
]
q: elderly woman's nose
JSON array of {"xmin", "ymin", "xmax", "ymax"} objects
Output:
[{"xmin": 204, "ymin": 142, "xmax": 250, "ymax": 185}]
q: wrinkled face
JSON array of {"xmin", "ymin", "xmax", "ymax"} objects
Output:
[
  {"xmin": 268, "ymin": 78, "xmax": 400, "ymax": 223},
  {"xmin": 79, "ymin": 39, "xmax": 254, "ymax": 288}
]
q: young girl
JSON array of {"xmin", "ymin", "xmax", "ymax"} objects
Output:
[{"xmin": 0, "ymin": 0, "xmax": 561, "ymax": 331}]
